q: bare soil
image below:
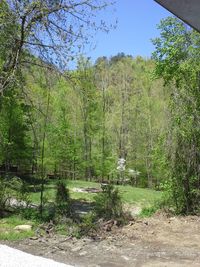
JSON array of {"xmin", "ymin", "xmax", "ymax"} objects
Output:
[{"xmin": 2, "ymin": 212, "xmax": 200, "ymax": 267}]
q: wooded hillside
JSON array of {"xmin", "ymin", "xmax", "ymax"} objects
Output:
[{"xmin": 0, "ymin": 53, "xmax": 168, "ymax": 188}]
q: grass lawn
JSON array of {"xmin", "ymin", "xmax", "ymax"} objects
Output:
[
  {"xmin": 0, "ymin": 180, "xmax": 161, "ymax": 241},
  {"xmin": 0, "ymin": 216, "xmax": 35, "ymax": 241},
  {"xmin": 29, "ymin": 179, "xmax": 162, "ymax": 207},
  {"xmin": 118, "ymin": 185, "xmax": 161, "ymax": 206},
  {"xmin": 29, "ymin": 180, "xmax": 101, "ymax": 203}
]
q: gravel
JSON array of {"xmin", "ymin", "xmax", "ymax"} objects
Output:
[{"xmin": 0, "ymin": 245, "xmax": 74, "ymax": 267}]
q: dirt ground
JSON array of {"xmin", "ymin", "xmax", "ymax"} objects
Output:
[{"xmin": 2, "ymin": 213, "xmax": 200, "ymax": 267}]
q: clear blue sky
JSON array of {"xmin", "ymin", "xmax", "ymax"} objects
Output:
[{"xmin": 85, "ymin": 0, "xmax": 172, "ymax": 62}]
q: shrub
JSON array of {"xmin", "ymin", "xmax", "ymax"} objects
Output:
[
  {"xmin": 55, "ymin": 181, "xmax": 71, "ymax": 216},
  {"xmin": 140, "ymin": 206, "xmax": 158, "ymax": 218},
  {"xmin": 0, "ymin": 176, "xmax": 26, "ymax": 216},
  {"xmin": 94, "ymin": 184, "xmax": 123, "ymax": 220},
  {"xmin": 21, "ymin": 203, "xmax": 56, "ymax": 222},
  {"xmin": 0, "ymin": 179, "xmax": 10, "ymax": 216},
  {"xmin": 79, "ymin": 212, "xmax": 96, "ymax": 236}
]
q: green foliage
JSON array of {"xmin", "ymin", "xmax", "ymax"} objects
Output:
[
  {"xmin": 0, "ymin": 52, "xmax": 168, "ymax": 219},
  {"xmin": 118, "ymin": 184, "xmax": 161, "ymax": 205},
  {"xmin": 0, "ymin": 230, "xmax": 34, "ymax": 241},
  {"xmin": 20, "ymin": 208, "xmax": 39, "ymax": 221},
  {"xmin": 55, "ymin": 181, "xmax": 71, "ymax": 216},
  {"xmin": 0, "ymin": 92, "xmax": 32, "ymax": 168},
  {"xmin": 0, "ymin": 0, "xmax": 173, "ymax": 225},
  {"xmin": 0, "ymin": 0, "xmax": 18, "ymax": 67},
  {"xmin": 94, "ymin": 184, "xmax": 123, "ymax": 220},
  {"xmin": 79, "ymin": 212, "xmax": 97, "ymax": 236},
  {"xmin": 0, "ymin": 215, "xmax": 35, "ymax": 241},
  {"xmin": 153, "ymin": 17, "xmax": 200, "ymax": 214},
  {"xmin": 28, "ymin": 180, "xmax": 162, "ymax": 206},
  {"xmin": 151, "ymin": 134, "xmax": 169, "ymax": 188},
  {"xmin": 0, "ymin": 178, "xmax": 12, "ymax": 215},
  {"xmin": 21, "ymin": 204, "xmax": 55, "ymax": 222},
  {"xmin": 1, "ymin": 55, "xmax": 167, "ymax": 187},
  {"xmin": 0, "ymin": 176, "xmax": 26, "ymax": 216},
  {"xmin": 139, "ymin": 206, "xmax": 158, "ymax": 218}
]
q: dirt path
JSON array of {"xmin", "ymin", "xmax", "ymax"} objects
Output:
[{"xmin": 2, "ymin": 213, "xmax": 200, "ymax": 267}]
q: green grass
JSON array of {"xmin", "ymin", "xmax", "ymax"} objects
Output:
[
  {"xmin": 117, "ymin": 185, "xmax": 161, "ymax": 206},
  {"xmin": 67, "ymin": 180, "xmax": 101, "ymax": 202},
  {"xmin": 0, "ymin": 215, "xmax": 36, "ymax": 241},
  {"xmin": 29, "ymin": 179, "xmax": 162, "ymax": 207},
  {"xmin": 0, "ymin": 180, "xmax": 161, "ymax": 241},
  {"xmin": 29, "ymin": 180, "xmax": 98, "ymax": 203},
  {"xmin": 139, "ymin": 206, "xmax": 158, "ymax": 218}
]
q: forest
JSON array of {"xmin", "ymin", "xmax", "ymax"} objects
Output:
[
  {"xmin": 0, "ymin": 54, "xmax": 167, "ymax": 187},
  {"xmin": 1, "ymin": 0, "xmax": 200, "ymax": 229}
]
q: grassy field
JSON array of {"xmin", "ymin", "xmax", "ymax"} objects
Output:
[
  {"xmin": 29, "ymin": 179, "xmax": 162, "ymax": 206},
  {"xmin": 0, "ymin": 216, "xmax": 35, "ymax": 241},
  {"xmin": 0, "ymin": 180, "xmax": 161, "ymax": 241}
]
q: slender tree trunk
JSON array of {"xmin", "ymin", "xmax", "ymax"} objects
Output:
[
  {"xmin": 146, "ymin": 86, "xmax": 153, "ymax": 188},
  {"xmin": 101, "ymin": 84, "xmax": 106, "ymax": 180},
  {"xmin": 73, "ymin": 130, "xmax": 76, "ymax": 180},
  {"xmin": 83, "ymin": 121, "xmax": 88, "ymax": 180},
  {"xmin": 89, "ymin": 137, "xmax": 92, "ymax": 181},
  {"xmin": 40, "ymin": 77, "xmax": 51, "ymax": 218}
]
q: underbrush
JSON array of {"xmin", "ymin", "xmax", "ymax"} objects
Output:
[
  {"xmin": 94, "ymin": 184, "xmax": 123, "ymax": 220},
  {"xmin": 139, "ymin": 206, "xmax": 158, "ymax": 218}
]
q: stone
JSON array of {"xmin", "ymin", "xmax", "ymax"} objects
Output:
[
  {"xmin": 29, "ymin": 236, "xmax": 38, "ymax": 240},
  {"xmin": 71, "ymin": 246, "xmax": 82, "ymax": 252},
  {"xmin": 14, "ymin": 225, "xmax": 32, "ymax": 231},
  {"xmin": 79, "ymin": 251, "xmax": 87, "ymax": 256},
  {"xmin": 121, "ymin": 255, "xmax": 129, "ymax": 261}
]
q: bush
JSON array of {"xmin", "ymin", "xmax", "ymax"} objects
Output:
[
  {"xmin": 139, "ymin": 206, "xmax": 158, "ymax": 218},
  {"xmin": 0, "ymin": 176, "xmax": 26, "ymax": 216},
  {"xmin": 0, "ymin": 177, "xmax": 10, "ymax": 215},
  {"xmin": 55, "ymin": 181, "xmax": 71, "ymax": 216},
  {"xmin": 21, "ymin": 204, "xmax": 56, "ymax": 222},
  {"xmin": 79, "ymin": 212, "xmax": 96, "ymax": 236},
  {"xmin": 94, "ymin": 184, "xmax": 123, "ymax": 220}
]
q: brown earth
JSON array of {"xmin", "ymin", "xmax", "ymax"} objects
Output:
[{"xmin": 2, "ymin": 212, "xmax": 200, "ymax": 267}]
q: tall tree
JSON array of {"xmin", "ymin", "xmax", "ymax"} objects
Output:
[
  {"xmin": 76, "ymin": 58, "xmax": 100, "ymax": 180},
  {"xmin": 95, "ymin": 57, "xmax": 111, "ymax": 179},
  {"xmin": 153, "ymin": 17, "xmax": 200, "ymax": 213},
  {"xmin": 0, "ymin": 0, "xmax": 114, "ymax": 94}
]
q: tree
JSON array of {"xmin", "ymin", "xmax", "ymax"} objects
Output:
[
  {"xmin": 95, "ymin": 57, "xmax": 111, "ymax": 179},
  {"xmin": 153, "ymin": 17, "xmax": 200, "ymax": 213},
  {"xmin": 0, "ymin": 0, "xmax": 114, "ymax": 94},
  {"xmin": 76, "ymin": 57, "xmax": 100, "ymax": 180},
  {"xmin": 0, "ymin": 87, "xmax": 32, "ymax": 171}
]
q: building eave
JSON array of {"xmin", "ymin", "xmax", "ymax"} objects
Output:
[{"xmin": 154, "ymin": 0, "xmax": 200, "ymax": 33}]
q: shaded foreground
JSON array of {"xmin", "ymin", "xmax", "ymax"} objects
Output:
[{"xmin": 2, "ymin": 213, "xmax": 200, "ymax": 267}]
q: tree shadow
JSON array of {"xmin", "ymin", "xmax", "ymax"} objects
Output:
[{"xmin": 71, "ymin": 199, "xmax": 94, "ymax": 216}]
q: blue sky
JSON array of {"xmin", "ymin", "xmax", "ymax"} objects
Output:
[{"xmin": 85, "ymin": 0, "xmax": 172, "ymax": 62}]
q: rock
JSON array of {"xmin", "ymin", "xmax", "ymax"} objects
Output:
[
  {"xmin": 121, "ymin": 255, "xmax": 129, "ymax": 261},
  {"xmin": 29, "ymin": 236, "xmax": 38, "ymax": 240},
  {"xmin": 14, "ymin": 225, "xmax": 32, "ymax": 231},
  {"xmin": 71, "ymin": 246, "xmax": 82, "ymax": 252},
  {"xmin": 79, "ymin": 251, "xmax": 87, "ymax": 256}
]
